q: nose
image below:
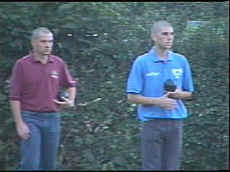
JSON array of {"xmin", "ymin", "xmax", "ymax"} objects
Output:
[
  {"xmin": 45, "ymin": 42, "xmax": 52, "ymax": 47},
  {"xmin": 167, "ymin": 34, "xmax": 174, "ymax": 40}
]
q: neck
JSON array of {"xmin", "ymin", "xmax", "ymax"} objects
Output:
[
  {"xmin": 153, "ymin": 46, "xmax": 170, "ymax": 59},
  {"xmin": 33, "ymin": 52, "xmax": 49, "ymax": 64}
]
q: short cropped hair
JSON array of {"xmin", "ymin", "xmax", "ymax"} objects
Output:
[
  {"xmin": 31, "ymin": 27, "xmax": 52, "ymax": 42},
  {"xmin": 151, "ymin": 20, "xmax": 173, "ymax": 36}
]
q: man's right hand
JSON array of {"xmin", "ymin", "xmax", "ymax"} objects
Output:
[
  {"xmin": 16, "ymin": 121, "xmax": 31, "ymax": 140},
  {"xmin": 156, "ymin": 93, "xmax": 177, "ymax": 110}
]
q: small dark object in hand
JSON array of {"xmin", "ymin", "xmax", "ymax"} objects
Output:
[
  {"xmin": 164, "ymin": 79, "xmax": 177, "ymax": 92},
  {"xmin": 57, "ymin": 90, "xmax": 69, "ymax": 102}
]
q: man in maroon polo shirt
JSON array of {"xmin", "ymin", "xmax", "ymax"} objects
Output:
[{"xmin": 9, "ymin": 27, "xmax": 77, "ymax": 170}]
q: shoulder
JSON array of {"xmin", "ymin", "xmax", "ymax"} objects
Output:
[
  {"xmin": 133, "ymin": 52, "xmax": 151, "ymax": 64},
  {"xmin": 170, "ymin": 51, "xmax": 189, "ymax": 64},
  {"xmin": 50, "ymin": 55, "xmax": 65, "ymax": 64},
  {"xmin": 15, "ymin": 54, "xmax": 32, "ymax": 66},
  {"xmin": 171, "ymin": 51, "xmax": 186, "ymax": 60},
  {"xmin": 50, "ymin": 55, "xmax": 69, "ymax": 69}
]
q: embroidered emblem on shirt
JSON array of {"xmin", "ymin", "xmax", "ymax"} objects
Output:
[
  {"xmin": 146, "ymin": 72, "xmax": 160, "ymax": 77},
  {"xmin": 172, "ymin": 68, "xmax": 183, "ymax": 79},
  {"xmin": 50, "ymin": 70, "xmax": 59, "ymax": 79}
]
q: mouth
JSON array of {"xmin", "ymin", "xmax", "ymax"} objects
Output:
[
  {"xmin": 165, "ymin": 43, "xmax": 173, "ymax": 46},
  {"xmin": 43, "ymin": 49, "xmax": 51, "ymax": 54}
]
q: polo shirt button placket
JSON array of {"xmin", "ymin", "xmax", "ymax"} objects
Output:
[{"xmin": 162, "ymin": 61, "xmax": 167, "ymax": 85}]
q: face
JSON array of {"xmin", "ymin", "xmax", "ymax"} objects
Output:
[
  {"xmin": 152, "ymin": 26, "xmax": 174, "ymax": 50},
  {"xmin": 32, "ymin": 33, "xmax": 54, "ymax": 56}
]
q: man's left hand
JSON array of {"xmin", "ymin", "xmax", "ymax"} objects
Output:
[
  {"xmin": 167, "ymin": 88, "xmax": 183, "ymax": 99},
  {"xmin": 53, "ymin": 97, "xmax": 75, "ymax": 108}
]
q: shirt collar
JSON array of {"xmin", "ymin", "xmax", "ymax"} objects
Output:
[
  {"xmin": 148, "ymin": 48, "xmax": 173, "ymax": 63},
  {"xmin": 30, "ymin": 53, "xmax": 54, "ymax": 63}
]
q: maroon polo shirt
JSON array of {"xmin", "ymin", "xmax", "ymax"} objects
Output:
[{"xmin": 9, "ymin": 54, "xmax": 77, "ymax": 112}]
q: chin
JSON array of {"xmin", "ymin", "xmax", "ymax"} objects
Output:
[
  {"xmin": 165, "ymin": 46, "xmax": 172, "ymax": 49},
  {"xmin": 44, "ymin": 52, "xmax": 51, "ymax": 55}
]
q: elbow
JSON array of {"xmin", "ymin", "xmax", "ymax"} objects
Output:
[
  {"xmin": 189, "ymin": 92, "xmax": 195, "ymax": 100},
  {"xmin": 127, "ymin": 94, "xmax": 134, "ymax": 103},
  {"xmin": 127, "ymin": 94, "xmax": 138, "ymax": 104},
  {"xmin": 127, "ymin": 94, "xmax": 132, "ymax": 102},
  {"xmin": 185, "ymin": 92, "xmax": 194, "ymax": 101}
]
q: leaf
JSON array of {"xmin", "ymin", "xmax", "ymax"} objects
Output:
[{"xmin": 57, "ymin": 3, "xmax": 76, "ymax": 13}]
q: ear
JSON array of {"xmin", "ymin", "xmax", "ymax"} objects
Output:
[
  {"xmin": 151, "ymin": 34, "xmax": 156, "ymax": 42},
  {"xmin": 31, "ymin": 40, "xmax": 36, "ymax": 48}
]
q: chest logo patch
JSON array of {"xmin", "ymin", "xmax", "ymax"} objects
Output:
[
  {"xmin": 146, "ymin": 72, "xmax": 160, "ymax": 77},
  {"xmin": 172, "ymin": 68, "xmax": 183, "ymax": 79},
  {"xmin": 50, "ymin": 70, "xmax": 59, "ymax": 79}
]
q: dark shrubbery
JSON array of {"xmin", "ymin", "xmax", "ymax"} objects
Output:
[{"xmin": 0, "ymin": 2, "xmax": 228, "ymax": 170}]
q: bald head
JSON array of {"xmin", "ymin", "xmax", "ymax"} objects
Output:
[{"xmin": 151, "ymin": 21, "xmax": 173, "ymax": 36}]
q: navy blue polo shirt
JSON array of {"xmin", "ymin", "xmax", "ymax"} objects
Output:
[{"xmin": 126, "ymin": 48, "xmax": 194, "ymax": 122}]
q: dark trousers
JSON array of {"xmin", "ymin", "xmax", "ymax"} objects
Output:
[
  {"xmin": 20, "ymin": 111, "xmax": 61, "ymax": 170},
  {"xmin": 141, "ymin": 118, "xmax": 184, "ymax": 170}
]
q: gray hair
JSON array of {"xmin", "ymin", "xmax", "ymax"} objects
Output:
[
  {"xmin": 151, "ymin": 20, "xmax": 173, "ymax": 35},
  {"xmin": 31, "ymin": 27, "xmax": 52, "ymax": 41}
]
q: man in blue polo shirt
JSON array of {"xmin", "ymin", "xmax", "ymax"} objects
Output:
[{"xmin": 126, "ymin": 20, "xmax": 194, "ymax": 170}]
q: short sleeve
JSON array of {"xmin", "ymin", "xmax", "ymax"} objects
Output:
[
  {"xmin": 9, "ymin": 61, "xmax": 24, "ymax": 100},
  {"xmin": 126, "ymin": 58, "xmax": 144, "ymax": 94},
  {"xmin": 182, "ymin": 58, "xmax": 194, "ymax": 92},
  {"xmin": 60, "ymin": 62, "xmax": 77, "ymax": 88}
]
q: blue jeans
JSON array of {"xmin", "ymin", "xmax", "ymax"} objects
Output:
[
  {"xmin": 19, "ymin": 111, "xmax": 61, "ymax": 170},
  {"xmin": 141, "ymin": 119, "xmax": 184, "ymax": 170}
]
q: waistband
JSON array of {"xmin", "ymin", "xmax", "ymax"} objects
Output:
[{"xmin": 22, "ymin": 111, "xmax": 60, "ymax": 119}]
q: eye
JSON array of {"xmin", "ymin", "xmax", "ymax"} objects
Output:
[
  {"xmin": 162, "ymin": 32, "xmax": 168, "ymax": 36},
  {"xmin": 40, "ymin": 40, "xmax": 53, "ymax": 43},
  {"xmin": 162, "ymin": 32, "xmax": 175, "ymax": 36}
]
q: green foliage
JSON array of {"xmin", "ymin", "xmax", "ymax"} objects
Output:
[{"xmin": 0, "ymin": 2, "xmax": 228, "ymax": 170}]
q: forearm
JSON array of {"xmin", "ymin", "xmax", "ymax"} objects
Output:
[
  {"xmin": 67, "ymin": 87, "xmax": 76, "ymax": 102},
  {"xmin": 127, "ymin": 93, "xmax": 177, "ymax": 110},
  {"xmin": 127, "ymin": 94, "xmax": 160, "ymax": 106},
  {"xmin": 169, "ymin": 90, "xmax": 193, "ymax": 100},
  {"xmin": 180, "ymin": 91, "xmax": 193, "ymax": 99},
  {"xmin": 10, "ymin": 100, "xmax": 23, "ymax": 125},
  {"xmin": 10, "ymin": 100, "xmax": 31, "ymax": 139}
]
